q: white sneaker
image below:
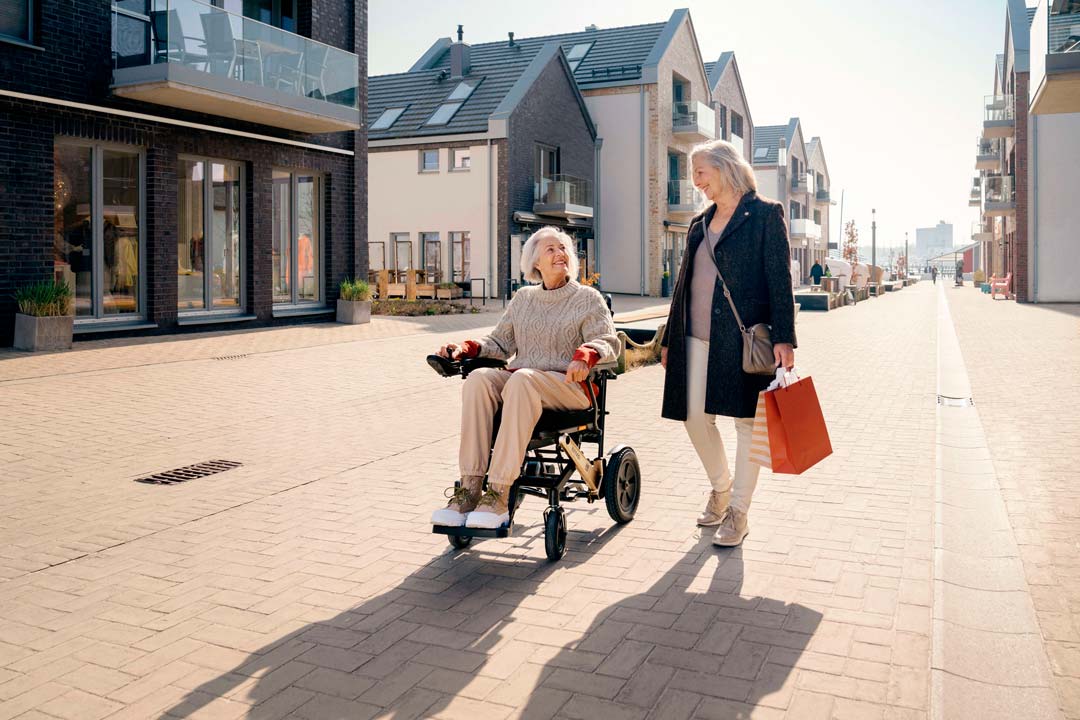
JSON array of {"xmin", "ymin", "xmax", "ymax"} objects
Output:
[
  {"xmin": 465, "ymin": 486, "xmax": 511, "ymax": 529},
  {"xmin": 431, "ymin": 482, "xmax": 481, "ymax": 527}
]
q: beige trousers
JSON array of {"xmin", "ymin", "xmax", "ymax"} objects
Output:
[
  {"xmin": 683, "ymin": 336, "xmax": 761, "ymax": 513},
  {"xmin": 460, "ymin": 368, "xmax": 592, "ymax": 486}
]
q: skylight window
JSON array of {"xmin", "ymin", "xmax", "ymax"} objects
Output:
[
  {"xmin": 425, "ymin": 80, "xmax": 481, "ymax": 126},
  {"xmin": 753, "ymin": 147, "xmax": 769, "ymax": 160},
  {"xmin": 566, "ymin": 42, "xmax": 593, "ymax": 72},
  {"xmin": 371, "ymin": 106, "xmax": 406, "ymax": 130}
]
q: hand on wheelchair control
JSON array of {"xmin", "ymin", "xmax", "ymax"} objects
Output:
[
  {"xmin": 565, "ymin": 360, "xmax": 590, "ymax": 384},
  {"xmin": 437, "ymin": 342, "xmax": 461, "ymax": 360}
]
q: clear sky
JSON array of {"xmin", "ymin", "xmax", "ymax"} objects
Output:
[{"xmin": 369, "ymin": 0, "xmax": 1012, "ymax": 254}]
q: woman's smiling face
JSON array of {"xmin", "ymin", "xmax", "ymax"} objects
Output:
[
  {"xmin": 536, "ymin": 236, "xmax": 570, "ymax": 280},
  {"xmin": 692, "ymin": 156, "xmax": 726, "ymax": 203}
]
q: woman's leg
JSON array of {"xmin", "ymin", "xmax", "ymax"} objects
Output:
[
  {"xmin": 682, "ymin": 337, "xmax": 733, "ymax": 522},
  {"xmin": 467, "ymin": 369, "xmax": 590, "ymax": 528},
  {"xmin": 458, "ymin": 368, "xmax": 511, "ymax": 478},
  {"xmin": 713, "ymin": 416, "xmax": 761, "ymax": 546}
]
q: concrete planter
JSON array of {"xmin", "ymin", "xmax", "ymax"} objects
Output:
[
  {"xmin": 13, "ymin": 313, "xmax": 73, "ymax": 351},
  {"xmin": 336, "ymin": 299, "xmax": 371, "ymax": 324},
  {"xmin": 435, "ymin": 287, "xmax": 463, "ymax": 300}
]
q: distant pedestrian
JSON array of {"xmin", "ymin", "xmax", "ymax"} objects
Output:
[
  {"xmin": 810, "ymin": 260, "xmax": 824, "ymax": 286},
  {"xmin": 931, "ymin": 267, "xmax": 938, "ymax": 284}
]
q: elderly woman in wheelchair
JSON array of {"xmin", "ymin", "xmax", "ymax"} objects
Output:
[{"xmin": 428, "ymin": 227, "xmax": 640, "ymax": 558}]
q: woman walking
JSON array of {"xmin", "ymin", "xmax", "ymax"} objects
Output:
[{"xmin": 660, "ymin": 139, "xmax": 797, "ymax": 547}]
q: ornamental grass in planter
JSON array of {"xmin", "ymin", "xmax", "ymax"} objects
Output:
[
  {"xmin": 14, "ymin": 280, "xmax": 74, "ymax": 351},
  {"xmin": 435, "ymin": 282, "xmax": 463, "ymax": 300},
  {"xmin": 337, "ymin": 278, "xmax": 372, "ymax": 324}
]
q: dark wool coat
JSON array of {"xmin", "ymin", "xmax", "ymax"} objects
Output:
[{"xmin": 661, "ymin": 191, "xmax": 797, "ymax": 420}]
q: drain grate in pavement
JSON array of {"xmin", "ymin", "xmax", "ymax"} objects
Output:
[
  {"xmin": 135, "ymin": 460, "xmax": 242, "ymax": 485},
  {"xmin": 937, "ymin": 395, "xmax": 974, "ymax": 407},
  {"xmin": 214, "ymin": 354, "xmax": 249, "ymax": 361}
]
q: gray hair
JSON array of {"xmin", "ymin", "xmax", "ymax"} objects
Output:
[
  {"xmin": 520, "ymin": 226, "xmax": 580, "ymax": 284},
  {"xmin": 689, "ymin": 139, "xmax": 757, "ymax": 196}
]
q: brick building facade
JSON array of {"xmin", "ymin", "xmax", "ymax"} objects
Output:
[{"xmin": 0, "ymin": 0, "xmax": 367, "ymax": 345}]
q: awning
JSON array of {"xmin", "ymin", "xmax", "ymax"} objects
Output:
[
  {"xmin": 513, "ymin": 211, "xmax": 592, "ymax": 230},
  {"xmin": 927, "ymin": 241, "xmax": 980, "ymax": 262}
]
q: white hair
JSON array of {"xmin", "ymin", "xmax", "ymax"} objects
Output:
[
  {"xmin": 520, "ymin": 226, "xmax": 579, "ymax": 284},
  {"xmin": 689, "ymin": 139, "xmax": 758, "ymax": 196}
]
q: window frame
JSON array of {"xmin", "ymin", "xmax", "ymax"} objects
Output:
[
  {"xmin": 449, "ymin": 231, "xmax": 471, "ymax": 283},
  {"xmin": 420, "ymin": 231, "xmax": 441, "ymax": 282},
  {"xmin": 54, "ymin": 137, "xmax": 147, "ymax": 323},
  {"xmin": 718, "ymin": 103, "xmax": 727, "ymax": 140},
  {"xmin": 730, "ymin": 111, "xmax": 744, "ymax": 139},
  {"xmin": 419, "ymin": 149, "xmax": 440, "ymax": 173},
  {"xmin": 390, "ymin": 232, "xmax": 412, "ymax": 281},
  {"xmin": 1, "ymin": 0, "xmax": 34, "ymax": 46},
  {"xmin": 450, "ymin": 148, "xmax": 471, "ymax": 172},
  {"xmin": 271, "ymin": 167, "xmax": 324, "ymax": 307},
  {"xmin": 177, "ymin": 155, "xmax": 246, "ymax": 315}
]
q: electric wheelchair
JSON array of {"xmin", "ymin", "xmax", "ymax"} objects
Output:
[{"xmin": 426, "ymin": 354, "xmax": 641, "ymax": 562}]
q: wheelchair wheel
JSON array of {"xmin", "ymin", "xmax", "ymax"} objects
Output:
[
  {"xmin": 448, "ymin": 534, "xmax": 472, "ymax": 550},
  {"xmin": 603, "ymin": 447, "xmax": 640, "ymax": 524},
  {"xmin": 544, "ymin": 507, "xmax": 567, "ymax": 562}
]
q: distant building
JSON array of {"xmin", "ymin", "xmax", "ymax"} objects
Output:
[{"xmin": 916, "ymin": 221, "xmax": 954, "ymax": 259}]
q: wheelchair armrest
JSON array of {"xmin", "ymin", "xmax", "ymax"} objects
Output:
[
  {"xmin": 426, "ymin": 354, "xmax": 507, "ymax": 379},
  {"xmin": 589, "ymin": 360, "xmax": 619, "ymax": 381},
  {"xmin": 460, "ymin": 357, "xmax": 507, "ymax": 378}
]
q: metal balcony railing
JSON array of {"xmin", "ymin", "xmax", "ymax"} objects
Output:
[
  {"xmin": 112, "ymin": 0, "xmax": 359, "ymax": 108},
  {"xmin": 984, "ymin": 94, "xmax": 1014, "ymax": 123},
  {"xmin": 534, "ymin": 175, "xmax": 593, "ymax": 208}
]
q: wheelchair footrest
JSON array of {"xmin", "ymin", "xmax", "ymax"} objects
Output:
[{"xmin": 432, "ymin": 524, "xmax": 512, "ymax": 539}]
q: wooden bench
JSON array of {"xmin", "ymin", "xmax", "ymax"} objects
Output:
[{"xmin": 989, "ymin": 273, "xmax": 1013, "ymax": 300}]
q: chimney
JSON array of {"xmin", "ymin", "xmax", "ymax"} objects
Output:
[
  {"xmin": 508, "ymin": 31, "xmax": 515, "ymax": 47},
  {"xmin": 585, "ymin": 24, "xmax": 598, "ymax": 31},
  {"xmin": 450, "ymin": 25, "xmax": 471, "ymax": 78}
]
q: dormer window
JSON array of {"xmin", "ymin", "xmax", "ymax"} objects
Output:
[
  {"xmin": 426, "ymin": 80, "xmax": 480, "ymax": 126},
  {"xmin": 371, "ymin": 106, "xmax": 406, "ymax": 130},
  {"xmin": 566, "ymin": 42, "xmax": 593, "ymax": 72}
]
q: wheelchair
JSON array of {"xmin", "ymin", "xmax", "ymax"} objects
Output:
[{"xmin": 426, "ymin": 353, "xmax": 641, "ymax": 561}]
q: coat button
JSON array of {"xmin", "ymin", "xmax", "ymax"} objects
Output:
[
  {"xmin": 744, "ymin": 211, "xmax": 750, "ymax": 216},
  {"xmin": 713, "ymin": 308, "xmax": 721, "ymax": 315}
]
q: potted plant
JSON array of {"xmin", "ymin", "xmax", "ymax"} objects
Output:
[
  {"xmin": 14, "ymin": 280, "xmax": 74, "ymax": 351},
  {"xmin": 336, "ymin": 278, "xmax": 372, "ymax": 324},
  {"xmin": 973, "ymin": 269, "xmax": 986, "ymax": 290},
  {"xmin": 435, "ymin": 282, "xmax": 462, "ymax": 300},
  {"xmin": 661, "ymin": 271, "xmax": 671, "ymax": 297}
]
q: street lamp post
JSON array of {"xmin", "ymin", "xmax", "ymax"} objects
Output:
[
  {"xmin": 871, "ymin": 208, "xmax": 877, "ymax": 270},
  {"xmin": 904, "ymin": 231, "xmax": 909, "ymax": 279}
]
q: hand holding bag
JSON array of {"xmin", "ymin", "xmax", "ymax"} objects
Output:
[
  {"xmin": 702, "ymin": 237, "xmax": 776, "ymax": 375},
  {"xmin": 764, "ymin": 370, "xmax": 833, "ymax": 474}
]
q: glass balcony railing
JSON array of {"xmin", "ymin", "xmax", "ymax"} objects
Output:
[
  {"xmin": 534, "ymin": 175, "xmax": 593, "ymax": 208},
  {"xmin": 113, "ymin": 0, "xmax": 358, "ymax": 109},
  {"xmin": 671, "ymin": 101, "xmax": 716, "ymax": 139},
  {"xmin": 984, "ymin": 94, "xmax": 1014, "ymax": 123},
  {"xmin": 1048, "ymin": 10, "xmax": 1080, "ymax": 55},
  {"xmin": 977, "ymin": 137, "xmax": 1000, "ymax": 156},
  {"xmin": 667, "ymin": 179, "xmax": 703, "ymax": 208},
  {"xmin": 983, "ymin": 175, "xmax": 1015, "ymax": 205}
]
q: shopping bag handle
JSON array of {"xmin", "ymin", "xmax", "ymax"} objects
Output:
[{"xmin": 767, "ymin": 366, "xmax": 801, "ymax": 391}]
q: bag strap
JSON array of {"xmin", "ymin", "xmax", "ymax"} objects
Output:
[{"xmin": 700, "ymin": 221, "xmax": 747, "ymax": 333}]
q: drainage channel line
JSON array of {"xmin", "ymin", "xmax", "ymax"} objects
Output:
[{"xmin": 931, "ymin": 283, "xmax": 1063, "ymax": 719}]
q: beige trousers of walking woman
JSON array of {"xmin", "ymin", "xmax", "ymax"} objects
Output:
[
  {"xmin": 683, "ymin": 336, "xmax": 761, "ymax": 513},
  {"xmin": 459, "ymin": 367, "xmax": 592, "ymax": 487}
]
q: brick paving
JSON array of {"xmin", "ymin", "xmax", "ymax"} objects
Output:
[
  {"xmin": 948, "ymin": 288, "xmax": 1080, "ymax": 720},
  {"xmin": 0, "ymin": 284, "xmax": 953, "ymax": 719}
]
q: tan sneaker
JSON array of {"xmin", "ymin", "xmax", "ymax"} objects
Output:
[
  {"xmin": 431, "ymin": 476, "xmax": 483, "ymax": 526},
  {"xmin": 697, "ymin": 490, "xmax": 730, "ymax": 527},
  {"xmin": 712, "ymin": 508, "xmax": 749, "ymax": 547},
  {"xmin": 465, "ymin": 485, "xmax": 512, "ymax": 529}
]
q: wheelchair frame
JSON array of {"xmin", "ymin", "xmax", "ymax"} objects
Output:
[{"xmin": 427, "ymin": 355, "xmax": 641, "ymax": 561}]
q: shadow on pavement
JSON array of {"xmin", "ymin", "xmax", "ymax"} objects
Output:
[{"xmin": 162, "ymin": 524, "xmax": 821, "ymax": 719}]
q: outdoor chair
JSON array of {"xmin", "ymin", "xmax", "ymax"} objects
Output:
[
  {"xmin": 989, "ymin": 272, "xmax": 1013, "ymax": 300},
  {"xmin": 150, "ymin": 9, "xmax": 207, "ymax": 69},
  {"xmin": 200, "ymin": 11, "xmax": 263, "ymax": 83}
]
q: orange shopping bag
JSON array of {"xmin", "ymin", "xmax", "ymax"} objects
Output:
[
  {"xmin": 764, "ymin": 375, "xmax": 832, "ymax": 474},
  {"xmin": 748, "ymin": 392, "xmax": 771, "ymax": 469}
]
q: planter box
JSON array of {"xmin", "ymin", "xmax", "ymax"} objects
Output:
[
  {"xmin": 336, "ymin": 299, "xmax": 371, "ymax": 324},
  {"xmin": 14, "ymin": 313, "xmax": 73, "ymax": 351},
  {"xmin": 435, "ymin": 287, "xmax": 463, "ymax": 300}
]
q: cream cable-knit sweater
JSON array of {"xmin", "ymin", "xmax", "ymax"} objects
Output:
[{"xmin": 477, "ymin": 280, "xmax": 620, "ymax": 372}]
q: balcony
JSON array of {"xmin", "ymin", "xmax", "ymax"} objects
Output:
[
  {"xmin": 816, "ymin": 187, "xmax": 830, "ymax": 203},
  {"xmin": 789, "ymin": 218, "xmax": 822, "ymax": 241},
  {"xmin": 111, "ymin": 0, "xmax": 360, "ymax": 133},
  {"xmin": 667, "ymin": 180, "xmax": 703, "ymax": 218},
  {"xmin": 790, "ymin": 171, "xmax": 815, "ymax": 194},
  {"xmin": 983, "ymin": 175, "xmax": 1015, "ymax": 217},
  {"xmin": 1030, "ymin": 3, "xmax": 1080, "ymax": 114},
  {"xmin": 969, "ymin": 177, "xmax": 982, "ymax": 207},
  {"xmin": 975, "ymin": 138, "xmax": 1001, "ymax": 171},
  {"xmin": 971, "ymin": 222, "xmax": 993, "ymax": 244},
  {"xmin": 981, "ymin": 94, "xmax": 1015, "ymax": 139},
  {"xmin": 533, "ymin": 175, "xmax": 594, "ymax": 219},
  {"xmin": 672, "ymin": 101, "xmax": 716, "ymax": 141}
]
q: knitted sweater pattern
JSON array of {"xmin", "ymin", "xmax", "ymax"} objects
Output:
[{"xmin": 478, "ymin": 281, "xmax": 619, "ymax": 372}]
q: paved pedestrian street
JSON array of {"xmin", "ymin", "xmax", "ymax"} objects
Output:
[{"xmin": 0, "ymin": 282, "xmax": 1075, "ymax": 720}]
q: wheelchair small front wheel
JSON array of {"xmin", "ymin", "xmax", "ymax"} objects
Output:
[
  {"xmin": 448, "ymin": 534, "xmax": 472, "ymax": 551},
  {"xmin": 603, "ymin": 447, "xmax": 640, "ymax": 524},
  {"xmin": 544, "ymin": 507, "xmax": 567, "ymax": 562}
]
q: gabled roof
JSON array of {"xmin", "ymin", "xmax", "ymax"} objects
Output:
[
  {"xmin": 806, "ymin": 137, "xmax": 830, "ymax": 182},
  {"xmin": 368, "ymin": 42, "xmax": 594, "ymax": 141},
  {"xmin": 407, "ymin": 15, "xmax": 678, "ymax": 92},
  {"xmin": 752, "ymin": 118, "xmax": 801, "ymax": 166},
  {"xmin": 704, "ymin": 51, "xmax": 733, "ymax": 90}
]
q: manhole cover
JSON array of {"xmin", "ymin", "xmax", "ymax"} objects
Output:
[{"xmin": 135, "ymin": 460, "xmax": 242, "ymax": 485}]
